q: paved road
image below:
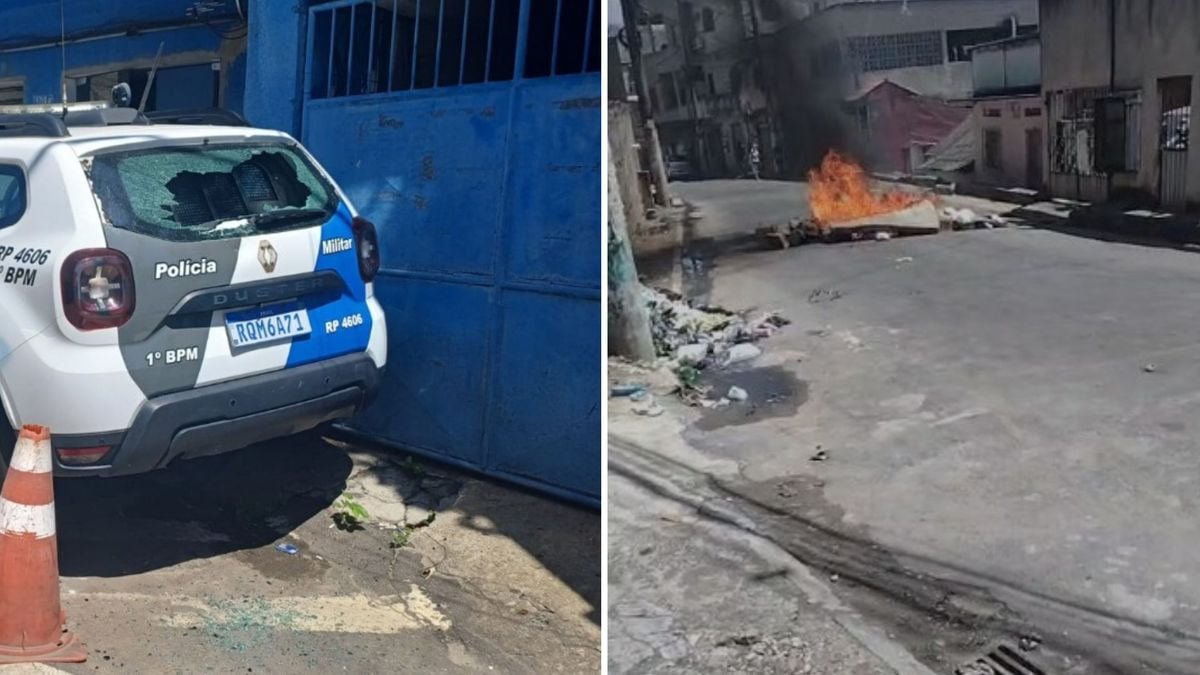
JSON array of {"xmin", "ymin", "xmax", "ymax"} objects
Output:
[
  {"xmin": 35, "ymin": 433, "xmax": 599, "ymax": 673},
  {"xmin": 607, "ymin": 386, "xmax": 931, "ymax": 675},
  {"xmin": 654, "ymin": 180, "xmax": 1200, "ymax": 672},
  {"xmin": 672, "ymin": 179, "xmax": 812, "ymax": 241}
]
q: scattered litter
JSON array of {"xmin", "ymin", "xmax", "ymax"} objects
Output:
[
  {"xmin": 829, "ymin": 573, "xmax": 839, "ymax": 583},
  {"xmin": 808, "ymin": 288, "xmax": 843, "ymax": 304},
  {"xmin": 629, "ymin": 390, "xmax": 650, "ymax": 402},
  {"xmin": 895, "ymin": 256, "xmax": 913, "ymax": 264},
  {"xmin": 810, "ymin": 449, "xmax": 829, "ymax": 462},
  {"xmin": 633, "ymin": 395, "xmax": 665, "ymax": 417},
  {"xmin": 700, "ymin": 397, "xmax": 730, "ymax": 409},
  {"xmin": 941, "ymin": 206, "xmax": 1011, "ymax": 231},
  {"xmin": 874, "ymin": 230, "xmax": 892, "ymax": 241},
  {"xmin": 676, "ymin": 365, "xmax": 702, "ymax": 389},
  {"xmin": 727, "ymin": 386, "xmax": 749, "ymax": 402},
  {"xmin": 274, "ymin": 543, "xmax": 298, "ymax": 555},
  {"xmin": 642, "ymin": 287, "xmax": 786, "ymax": 366},
  {"xmin": 1144, "ymin": 363, "xmax": 1157, "ymax": 373},
  {"xmin": 1018, "ymin": 633, "xmax": 1042, "ymax": 651},
  {"xmin": 610, "ymin": 384, "xmax": 646, "ymax": 398},
  {"xmin": 724, "ymin": 343, "xmax": 762, "ymax": 366},
  {"xmin": 941, "ymin": 206, "xmax": 979, "ymax": 225},
  {"xmin": 675, "ymin": 343, "xmax": 709, "ymax": 364}
]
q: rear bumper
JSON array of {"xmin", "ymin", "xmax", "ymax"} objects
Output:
[{"xmin": 53, "ymin": 353, "xmax": 381, "ymax": 477}]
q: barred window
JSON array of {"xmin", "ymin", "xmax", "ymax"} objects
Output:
[
  {"xmin": 309, "ymin": 0, "xmax": 600, "ymax": 99},
  {"xmin": 845, "ymin": 31, "xmax": 943, "ymax": 73},
  {"xmin": 1049, "ymin": 89, "xmax": 1140, "ymax": 176}
]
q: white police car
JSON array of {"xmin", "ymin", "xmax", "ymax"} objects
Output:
[{"xmin": 0, "ymin": 104, "xmax": 386, "ymax": 475}]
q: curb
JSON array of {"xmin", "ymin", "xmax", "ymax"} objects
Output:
[{"xmin": 609, "ymin": 435, "xmax": 938, "ymax": 675}]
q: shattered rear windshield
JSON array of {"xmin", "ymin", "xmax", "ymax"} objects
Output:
[{"xmin": 88, "ymin": 142, "xmax": 339, "ymax": 241}]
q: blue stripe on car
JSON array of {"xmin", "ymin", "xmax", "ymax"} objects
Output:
[{"xmin": 285, "ymin": 202, "xmax": 373, "ymax": 368}]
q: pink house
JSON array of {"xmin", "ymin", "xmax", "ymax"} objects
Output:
[{"xmin": 847, "ymin": 80, "xmax": 972, "ymax": 173}]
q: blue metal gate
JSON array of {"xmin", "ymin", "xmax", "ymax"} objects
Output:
[{"xmin": 301, "ymin": 0, "xmax": 600, "ymax": 504}]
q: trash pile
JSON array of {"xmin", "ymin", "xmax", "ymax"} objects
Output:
[
  {"xmin": 940, "ymin": 206, "xmax": 1008, "ymax": 230},
  {"xmin": 607, "ymin": 287, "xmax": 791, "ymax": 412},
  {"xmin": 642, "ymin": 286, "xmax": 788, "ymax": 366}
]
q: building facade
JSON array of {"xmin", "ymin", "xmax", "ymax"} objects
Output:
[
  {"xmin": 637, "ymin": 0, "xmax": 778, "ymax": 178},
  {"xmin": 1042, "ymin": 0, "xmax": 1199, "ymax": 211},
  {"xmin": 0, "ymin": 0, "xmax": 246, "ymax": 112},
  {"xmin": 848, "ymin": 80, "xmax": 969, "ymax": 173},
  {"xmin": 763, "ymin": 0, "xmax": 1037, "ymax": 175},
  {"xmin": 970, "ymin": 34, "xmax": 1044, "ymax": 189}
]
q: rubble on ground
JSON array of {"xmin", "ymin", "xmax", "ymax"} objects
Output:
[
  {"xmin": 940, "ymin": 206, "xmax": 1008, "ymax": 230},
  {"xmin": 641, "ymin": 286, "xmax": 788, "ymax": 366}
]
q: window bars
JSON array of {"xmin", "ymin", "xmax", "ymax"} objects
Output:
[{"xmin": 309, "ymin": 0, "xmax": 601, "ymax": 100}]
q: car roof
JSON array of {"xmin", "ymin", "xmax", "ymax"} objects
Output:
[{"xmin": 61, "ymin": 123, "xmax": 295, "ymax": 156}]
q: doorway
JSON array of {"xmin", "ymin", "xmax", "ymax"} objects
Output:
[{"xmin": 1158, "ymin": 76, "xmax": 1191, "ymax": 210}]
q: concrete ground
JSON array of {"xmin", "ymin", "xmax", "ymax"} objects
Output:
[
  {"xmin": 625, "ymin": 178, "xmax": 1200, "ymax": 673},
  {"xmin": 608, "ymin": 374, "xmax": 935, "ymax": 675},
  {"xmin": 8, "ymin": 433, "xmax": 598, "ymax": 673},
  {"xmin": 671, "ymin": 179, "xmax": 811, "ymax": 237}
]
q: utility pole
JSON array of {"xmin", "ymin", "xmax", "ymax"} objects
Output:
[
  {"xmin": 674, "ymin": 0, "xmax": 705, "ymax": 176},
  {"xmin": 607, "ymin": 161, "xmax": 656, "ymax": 362},
  {"xmin": 619, "ymin": 0, "xmax": 672, "ymax": 206}
]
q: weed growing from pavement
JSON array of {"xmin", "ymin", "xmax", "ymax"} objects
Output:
[
  {"xmin": 389, "ymin": 511, "xmax": 437, "ymax": 549},
  {"xmin": 390, "ymin": 528, "xmax": 411, "ymax": 548},
  {"xmin": 331, "ymin": 494, "xmax": 369, "ymax": 531}
]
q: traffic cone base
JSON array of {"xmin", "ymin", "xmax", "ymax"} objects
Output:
[
  {"xmin": 0, "ymin": 627, "xmax": 86, "ymax": 663},
  {"xmin": 0, "ymin": 425, "xmax": 86, "ymax": 664}
]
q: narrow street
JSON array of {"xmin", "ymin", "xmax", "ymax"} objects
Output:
[{"xmin": 625, "ymin": 178, "xmax": 1200, "ymax": 673}]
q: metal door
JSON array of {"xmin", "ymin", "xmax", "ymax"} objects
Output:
[
  {"xmin": 1025, "ymin": 127, "xmax": 1042, "ymax": 189},
  {"xmin": 301, "ymin": 0, "xmax": 601, "ymax": 505},
  {"xmin": 1158, "ymin": 76, "xmax": 1191, "ymax": 210}
]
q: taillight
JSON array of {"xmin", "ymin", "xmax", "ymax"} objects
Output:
[
  {"xmin": 61, "ymin": 248, "xmax": 136, "ymax": 330},
  {"xmin": 57, "ymin": 446, "xmax": 112, "ymax": 466},
  {"xmin": 351, "ymin": 216, "xmax": 380, "ymax": 282}
]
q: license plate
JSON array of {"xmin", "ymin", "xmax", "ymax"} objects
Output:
[{"xmin": 226, "ymin": 303, "xmax": 312, "ymax": 349}]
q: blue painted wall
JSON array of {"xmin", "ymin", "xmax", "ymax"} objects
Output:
[
  {"xmin": 242, "ymin": 0, "xmax": 304, "ymax": 135},
  {"xmin": 0, "ymin": 0, "xmax": 243, "ymax": 109},
  {"xmin": 246, "ymin": 0, "xmax": 601, "ymax": 504}
]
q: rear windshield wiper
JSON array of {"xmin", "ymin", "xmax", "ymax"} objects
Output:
[{"xmin": 249, "ymin": 208, "xmax": 331, "ymax": 229}]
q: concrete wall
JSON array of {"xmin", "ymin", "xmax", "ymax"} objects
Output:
[
  {"xmin": 608, "ymin": 102, "xmax": 650, "ymax": 247},
  {"xmin": 798, "ymin": 0, "xmax": 1038, "ymax": 99},
  {"xmin": 974, "ymin": 96, "xmax": 1044, "ymax": 188},
  {"xmin": 1042, "ymin": 0, "xmax": 1200, "ymax": 208},
  {"xmin": 972, "ymin": 38, "xmax": 1039, "ymax": 96}
]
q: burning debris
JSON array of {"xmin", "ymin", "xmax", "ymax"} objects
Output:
[
  {"xmin": 641, "ymin": 286, "xmax": 788, "ymax": 366},
  {"xmin": 759, "ymin": 152, "xmax": 942, "ymax": 248},
  {"xmin": 808, "ymin": 151, "xmax": 929, "ymax": 231}
]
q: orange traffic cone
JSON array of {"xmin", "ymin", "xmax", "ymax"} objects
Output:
[{"xmin": 0, "ymin": 424, "xmax": 85, "ymax": 663}]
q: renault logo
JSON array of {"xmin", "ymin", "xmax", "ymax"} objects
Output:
[{"xmin": 258, "ymin": 240, "xmax": 278, "ymax": 273}]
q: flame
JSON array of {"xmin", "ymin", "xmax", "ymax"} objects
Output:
[{"xmin": 807, "ymin": 151, "xmax": 924, "ymax": 225}]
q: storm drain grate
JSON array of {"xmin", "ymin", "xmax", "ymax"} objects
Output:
[{"xmin": 954, "ymin": 643, "xmax": 1047, "ymax": 675}]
